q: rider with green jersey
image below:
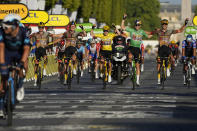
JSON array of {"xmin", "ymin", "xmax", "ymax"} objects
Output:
[{"xmin": 121, "ymin": 14, "xmax": 152, "ymax": 86}]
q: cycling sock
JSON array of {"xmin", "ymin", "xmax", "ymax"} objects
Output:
[
  {"xmin": 137, "ymin": 75, "xmax": 140, "ymax": 82},
  {"xmin": 158, "ymin": 73, "xmax": 160, "ymax": 81},
  {"xmin": 35, "ymin": 74, "xmax": 37, "ymax": 81},
  {"xmin": 18, "ymin": 77, "xmax": 24, "ymax": 89},
  {"xmin": 65, "ymin": 74, "xmax": 67, "ymax": 80},
  {"xmin": 167, "ymin": 64, "xmax": 171, "ymax": 69},
  {"xmin": 44, "ymin": 64, "xmax": 47, "ymax": 69}
]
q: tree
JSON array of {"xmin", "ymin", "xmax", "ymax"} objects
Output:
[
  {"xmin": 0, "ymin": 0, "xmax": 20, "ymax": 3},
  {"xmin": 81, "ymin": 0, "xmax": 93, "ymax": 22},
  {"xmin": 45, "ymin": 0, "xmax": 58, "ymax": 11},
  {"xmin": 62, "ymin": 0, "xmax": 81, "ymax": 12},
  {"xmin": 195, "ymin": 5, "xmax": 197, "ymax": 16},
  {"xmin": 125, "ymin": 0, "xmax": 160, "ymax": 31}
]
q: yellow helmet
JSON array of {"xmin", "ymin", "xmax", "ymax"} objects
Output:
[
  {"xmin": 103, "ymin": 25, "xmax": 110, "ymax": 31},
  {"xmin": 171, "ymin": 40, "xmax": 176, "ymax": 44},
  {"xmin": 161, "ymin": 19, "xmax": 169, "ymax": 25},
  {"xmin": 38, "ymin": 22, "xmax": 45, "ymax": 27}
]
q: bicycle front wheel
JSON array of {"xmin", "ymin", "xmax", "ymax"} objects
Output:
[
  {"xmin": 67, "ymin": 66, "xmax": 72, "ymax": 89},
  {"xmin": 131, "ymin": 67, "xmax": 136, "ymax": 90},
  {"xmin": 7, "ymin": 81, "xmax": 13, "ymax": 126},
  {"xmin": 103, "ymin": 67, "xmax": 107, "ymax": 89},
  {"xmin": 161, "ymin": 66, "xmax": 165, "ymax": 90},
  {"xmin": 37, "ymin": 67, "xmax": 41, "ymax": 90}
]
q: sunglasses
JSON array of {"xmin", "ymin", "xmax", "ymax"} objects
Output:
[
  {"xmin": 135, "ymin": 24, "xmax": 141, "ymax": 27},
  {"xmin": 2, "ymin": 23, "xmax": 13, "ymax": 30},
  {"xmin": 38, "ymin": 26, "xmax": 44, "ymax": 29},
  {"xmin": 104, "ymin": 30, "xmax": 109, "ymax": 32},
  {"xmin": 162, "ymin": 23, "xmax": 168, "ymax": 25}
]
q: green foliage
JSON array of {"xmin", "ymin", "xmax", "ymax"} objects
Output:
[
  {"xmin": 62, "ymin": 0, "xmax": 81, "ymax": 12},
  {"xmin": 0, "ymin": 0, "xmax": 20, "ymax": 3},
  {"xmin": 81, "ymin": 0, "xmax": 93, "ymax": 22},
  {"xmin": 45, "ymin": 0, "xmax": 58, "ymax": 11},
  {"xmin": 195, "ymin": 5, "xmax": 197, "ymax": 16}
]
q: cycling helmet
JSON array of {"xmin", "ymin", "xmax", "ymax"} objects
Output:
[
  {"xmin": 90, "ymin": 39, "xmax": 96, "ymax": 44},
  {"xmin": 2, "ymin": 14, "xmax": 21, "ymax": 25},
  {"xmin": 186, "ymin": 34, "xmax": 193, "ymax": 42},
  {"xmin": 161, "ymin": 19, "xmax": 169, "ymax": 25},
  {"xmin": 134, "ymin": 19, "xmax": 142, "ymax": 25},
  {"xmin": 171, "ymin": 40, "xmax": 176, "ymax": 44},
  {"xmin": 103, "ymin": 25, "xmax": 110, "ymax": 31},
  {"xmin": 70, "ymin": 21, "xmax": 76, "ymax": 26},
  {"xmin": 60, "ymin": 40, "xmax": 65, "ymax": 46},
  {"xmin": 38, "ymin": 22, "xmax": 45, "ymax": 27}
]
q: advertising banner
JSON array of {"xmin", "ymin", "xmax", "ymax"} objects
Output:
[
  {"xmin": 21, "ymin": 10, "xmax": 49, "ymax": 24},
  {"xmin": 0, "ymin": 4, "xmax": 28, "ymax": 19},
  {"xmin": 45, "ymin": 15, "xmax": 69, "ymax": 26}
]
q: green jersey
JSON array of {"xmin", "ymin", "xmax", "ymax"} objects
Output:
[{"xmin": 126, "ymin": 27, "xmax": 148, "ymax": 48}]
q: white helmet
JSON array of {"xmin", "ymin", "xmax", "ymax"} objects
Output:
[{"xmin": 2, "ymin": 14, "xmax": 21, "ymax": 25}]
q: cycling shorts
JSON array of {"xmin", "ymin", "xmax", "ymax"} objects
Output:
[
  {"xmin": 100, "ymin": 50, "xmax": 112, "ymax": 59},
  {"xmin": 35, "ymin": 47, "xmax": 46, "ymax": 60},
  {"xmin": 58, "ymin": 51, "xmax": 65, "ymax": 60},
  {"xmin": 128, "ymin": 46, "xmax": 141, "ymax": 62},
  {"xmin": 5, "ymin": 48, "xmax": 22, "ymax": 66},
  {"xmin": 158, "ymin": 45, "xmax": 171, "ymax": 58},
  {"xmin": 64, "ymin": 46, "xmax": 77, "ymax": 57}
]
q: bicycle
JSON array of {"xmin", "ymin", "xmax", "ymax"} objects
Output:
[
  {"xmin": 184, "ymin": 57, "xmax": 192, "ymax": 88},
  {"xmin": 2, "ymin": 62, "xmax": 20, "ymax": 126},
  {"xmin": 35, "ymin": 58, "xmax": 44, "ymax": 90},
  {"xmin": 129, "ymin": 58, "xmax": 137, "ymax": 90},
  {"xmin": 90, "ymin": 58, "xmax": 96, "ymax": 82},
  {"xmin": 102, "ymin": 58, "xmax": 111, "ymax": 89},
  {"xmin": 58, "ymin": 58, "xmax": 65, "ymax": 84},
  {"xmin": 76, "ymin": 59, "xmax": 82, "ymax": 84},
  {"xmin": 160, "ymin": 57, "xmax": 169, "ymax": 90},
  {"xmin": 64, "ymin": 57, "xmax": 73, "ymax": 89}
]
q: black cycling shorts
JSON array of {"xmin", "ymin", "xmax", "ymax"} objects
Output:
[
  {"xmin": 100, "ymin": 50, "xmax": 112, "ymax": 59},
  {"xmin": 64, "ymin": 46, "xmax": 77, "ymax": 57},
  {"xmin": 185, "ymin": 48, "xmax": 193, "ymax": 58},
  {"xmin": 58, "ymin": 51, "xmax": 65, "ymax": 60},
  {"xmin": 158, "ymin": 45, "xmax": 171, "ymax": 58},
  {"xmin": 128, "ymin": 46, "xmax": 141, "ymax": 62},
  {"xmin": 171, "ymin": 47, "xmax": 178, "ymax": 56},
  {"xmin": 35, "ymin": 47, "xmax": 46, "ymax": 60}
]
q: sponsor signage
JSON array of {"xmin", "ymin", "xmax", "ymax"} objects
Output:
[
  {"xmin": 75, "ymin": 23, "xmax": 93, "ymax": 32},
  {"xmin": 0, "ymin": 4, "xmax": 28, "ymax": 19},
  {"xmin": 184, "ymin": 26, "xmax": 197, "ymax": 36},
  {"xmin": 193, "ymin": 16, "xmax": 197, "ymax": 26},
  {"xmin": 45, "ymin": 15, "xmax": 69, "ymax": 26},
  {"xmin": 21, "ymin": 10, "xmax": 49, "ymax": 24}
]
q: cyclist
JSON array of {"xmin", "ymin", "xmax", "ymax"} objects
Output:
[
  {"xmin": 30, "ymin": 22, "xmax": 60, "ymax": 86},
  {"xmin": 121, "ymin": 14, "xmax": 152, "ymax": 86},
  {"xmin": 56, "ymin": 40, "xmax": 66, "ymax": 81},
  {"xmin": 151, "ymin": 18, "xmax": 189, "ymax": 85},
  {"xmin": 87, "ymin": 39, "xmax": 100, "ymax": 79},
  {"xmin": 91, "ymin": 25, "xmax": 116, "ymax": 83},
  {"xmin": 62, "ymin": 21, "xmax": 86, "ymax": 84},
  {"xmin": 169, "ymin": 40, "xmax": 179, "ymax": 67},
  {"xmin": 0, "ymin": 14, "xmax": 30, "ymax": 115},
  {"xmin": 76, "ymin": 40, "xmax": 86, "ymax": 77},
  {"xmin": 182, "ymin": 34, "xmax": 196, "ymax": 84}
]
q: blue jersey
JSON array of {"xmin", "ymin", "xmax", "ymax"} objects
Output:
[
  {"xmin": 77, "ymin": 46, "xmax": 85, "ymax": 54},
  {"xmin": 0, "ymin": 26, "xmax": 31, "ymax": 52},
  {"xmin": 182, "ymin": 40, "xmax": 196, "ymax": 49}
]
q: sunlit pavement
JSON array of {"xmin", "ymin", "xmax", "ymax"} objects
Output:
[{"xmin": 1, "ymin": 58, "xmax": 197, "ymax": 131}]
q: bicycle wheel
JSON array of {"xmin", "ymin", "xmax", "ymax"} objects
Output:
[
  {"xmin": 117, "ymin": 65, "xmax": 121, "ymax": 85},
  {"xmin": 131, "ymin": 67, "xmax": 136, "ymax": 90},
  {"xmin": 67, "ymin": 66, "xmax": 72, "ymax": 89},
  {"xmin": 91, "ymin": 61, "xmax": 95, "ymax": 82},
  {"xmin": 7, "ymin": 81, "xmax": 13, "ymax": 126},
  {"xmin": 77, "ymin": 62, "xmax": 80, "ymax": 84},
  {"xmin": 37, "ymin": 67, "xmax": 41, "ymax": 90},
  {"xmin": 103, "ymin": 67, "xmax": 107, "ymax": 89},
  {"xmin": 186, "ymin": 68, "xmax": 191, "ymax": 88},
  {"xmin": 161, "ymin": 66, "xmax": 165, "ymax": 90},
  {"xmin": 60, "ymin": 63, "xmax": 64, "ymax": 84}
]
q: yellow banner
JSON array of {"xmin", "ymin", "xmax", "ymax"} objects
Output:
[
  {"xmin": 193, "ymin": 16, "xmax": 197, "ymax": 26},
  {"xmin": 0, "ymin": 4, "xmax": 28, "ymax": 19},
  {"xmin": 45, "ymin": 15, "xmax": 69, "ymax": 26},
  {"xmin": 21, "ymin": 10, "xmax": 49, "ymax": 24}
]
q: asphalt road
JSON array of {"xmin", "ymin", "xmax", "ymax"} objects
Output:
[{"xmin": 1, "ymin": 58, "xmax": 197, "ymax": 131}]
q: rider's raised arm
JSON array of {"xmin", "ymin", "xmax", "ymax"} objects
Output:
[
  {"xmin": 90, "ymin": 24, "xmax": 96, "ymax": 37},
  {"xmin": 121, "ymin": 14, "xmax": 127, "ymax": 31},
  {"xmin": 172, "ymin": 18, "xmax": 189, "ymax": 34}
]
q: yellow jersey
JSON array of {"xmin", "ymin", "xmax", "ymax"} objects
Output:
[{"xmin": 95, "ymin": 33, "xmax": 116, "ymax": 51}]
